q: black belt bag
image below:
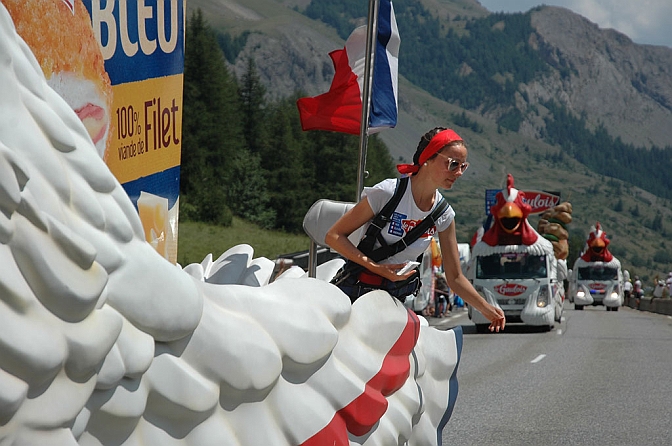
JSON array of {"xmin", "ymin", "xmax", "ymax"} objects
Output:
[{"xmin": 331, "ymin": 261, "xmax": 421, "ymax": 303}]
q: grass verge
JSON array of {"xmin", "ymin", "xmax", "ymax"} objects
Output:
[{"xmin": 177, "ymin": 217, "xmax": 311, "ymax": 266}]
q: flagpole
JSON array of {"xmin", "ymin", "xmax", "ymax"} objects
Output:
[{"xmin": 356, "ymin": 0, "xmax": 380, "ymax": 202}]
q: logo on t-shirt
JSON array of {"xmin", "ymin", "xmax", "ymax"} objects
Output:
[
  {"xmin": 388, "ymin": 212, "xmax": 406, "ymax": 237},
  {"xmin": 389, "ymin": 212, "xmax": 437, "ymax": 237},
  {"xmin": 402, "ymin": 219, "xmax": 419, "ymax": 233}
]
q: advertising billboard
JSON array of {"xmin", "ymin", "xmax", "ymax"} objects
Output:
[
  {"xmin": 485, "ymin": 189, "xmax": 561, "ymax": 216},
  {"xmin": 4, "ymin": 0, "xmax": 184, "ymax": 264}
]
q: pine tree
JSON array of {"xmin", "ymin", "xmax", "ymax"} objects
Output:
[
  {"xmin": 182, "ymin": 9, "xmax": 242, "ymax": 225},
  {"xmin": 363, "ymin": 135, "xmax": 396, "ymax": 188},
  {"xmin": 226, "ymin": 150, "xmax": 276, "ymax": 229},
  {"xmin": 259, "ymin": 96, "xmax": 313, "ymax": 232},
  {"xmin": 239, "ymin": 58, "xmax": 267, "ymax": 154}
]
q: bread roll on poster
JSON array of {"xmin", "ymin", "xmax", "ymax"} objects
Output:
[{"xmin": 4, "ymin": 0, "xmax": 113, "ymax": 161}]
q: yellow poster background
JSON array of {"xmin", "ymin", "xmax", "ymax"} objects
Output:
[{"xmin": 107, "ymin": 75, "xmax": 183, "ymax": 184}]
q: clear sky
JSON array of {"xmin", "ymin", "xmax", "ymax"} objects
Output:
[{"xmin": 477, "ymin": 0, "xmax": 672, "ymax": 48}]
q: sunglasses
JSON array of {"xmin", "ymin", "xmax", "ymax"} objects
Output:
[{"xmin": 435, "ymin": 152, "xmax": 469, "ymax": 173}]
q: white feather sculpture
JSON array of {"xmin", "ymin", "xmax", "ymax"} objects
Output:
[{"xmin": 0, "ymin": 4, "xmax": 462, "ymax": 445}]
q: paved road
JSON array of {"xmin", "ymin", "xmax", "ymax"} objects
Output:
[{"xmin": 427, "ymin": 302, "xmax": 672, "ymax": 445}]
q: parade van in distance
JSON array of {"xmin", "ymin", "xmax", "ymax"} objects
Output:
[
  {"xmin": 568, "ymin": 223, "xmax": 624, "ymax": 311},
  {"xmin": 404, "ymin": 238, "xmax": 471, "ymax": 314},
  {"xmin": 467, "ymin": 175, "xmax": 569, "ymax": 332}
]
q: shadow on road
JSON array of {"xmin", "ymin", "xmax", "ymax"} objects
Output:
[{"xmin": 459, "ymin": 323, "xmax": 554, "ymax": 335}]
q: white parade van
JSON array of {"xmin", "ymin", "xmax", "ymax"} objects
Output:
[
  {"xmin": 568, "ymin": 223, "xmax": 623, "ymax": 311},
  {"xmin": 568, "ymin": 258, "xmax": 623, "ymax": 310},
  {"xmin": 468, "ymin": 239, "xmax": 565, "ymax": 332},
  {"xmin": 466, "ymin": 174, "xmax": 567, "ymax": 332}
]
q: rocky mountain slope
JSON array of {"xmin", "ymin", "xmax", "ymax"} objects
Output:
[
  {"xmin": 522, "ymin": 6, "xmax": 672, "ymax": 149},
  {"xmin": 188, "ymin": 0, "xmax": 672, "ymax": 282}
]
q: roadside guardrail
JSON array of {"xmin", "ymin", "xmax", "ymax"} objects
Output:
[{"xmin": 625, "ymin": 296, "xmax": 672, "ymax": 316}]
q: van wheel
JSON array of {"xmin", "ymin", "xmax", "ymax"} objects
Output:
[
  {"xmin": 475, "ymin": 324, "xmax": 489, "ymax": 333},
  {"xmin": 575, "ymin": 305, "xmax": 584, "ymax": 310},
  {"xmin": 612, "ymin": 306, "xmax": 619, "ymax": 312}
]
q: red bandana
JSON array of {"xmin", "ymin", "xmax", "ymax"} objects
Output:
[{"xmin": 396, "ymin": 129, "xmax": 463, "ymax": 174}]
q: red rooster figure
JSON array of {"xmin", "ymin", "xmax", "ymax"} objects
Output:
[
  {"xmin": 580, "ymin": 222, "xmax": 614, "ymax": 262},
  {"xmin": 482, "ymin": 174, "xmax": 538, "ymax": 246}
]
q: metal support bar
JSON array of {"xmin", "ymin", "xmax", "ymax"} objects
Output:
[{"xmin": 308, "ymin": 240, "xmax": 318, "ymax": 278}]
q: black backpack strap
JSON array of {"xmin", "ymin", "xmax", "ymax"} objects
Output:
[
  {"xmin": 370, "ymin": 196, "xmax": 449, "ymax": 262},
  {"xmin": 357, "ymin": 176, "xmax": 409, "ymax": 255}
]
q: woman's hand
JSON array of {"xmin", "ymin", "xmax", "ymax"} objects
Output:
[
  {"xmin": 374, "ymin": 263, "xmax": 417, "ymax": 282},
  {"xmin": 482, "ymin": 305, "xmax": 506, "ymax": 332},
  {"xmin": 469, "ymin": 301, "xmax": 505, "ymax": 332}
]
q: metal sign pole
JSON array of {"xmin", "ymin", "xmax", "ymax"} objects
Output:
[{"xmin": 355, "ymin": 0, "xmax": 380, "ymax": 202}]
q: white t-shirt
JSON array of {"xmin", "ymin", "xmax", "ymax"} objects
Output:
[
  {"xmin": 654, "ymin": 282, "xmax": 665, "ymax": 298},
  {"xmin": 361, "ymin": 178, "xmax": 455, "ymax": 265}
]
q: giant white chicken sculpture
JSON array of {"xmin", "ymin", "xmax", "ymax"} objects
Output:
[{"xmin": 0, "ymin": 4, "xmax": 462, "ymax": 445}]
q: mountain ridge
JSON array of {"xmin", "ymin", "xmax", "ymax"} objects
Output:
[{"xmin": 524, "ymin": 6, "xmax": 672, "ymax": 149}]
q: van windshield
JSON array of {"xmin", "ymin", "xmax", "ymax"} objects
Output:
[
  {"xmin": 578, "ymin": 266, "xmax": 618, "ymax": 281},
  {"xmin": 476, "ymin": 253, "xmax": 547, "ymax": 279}
]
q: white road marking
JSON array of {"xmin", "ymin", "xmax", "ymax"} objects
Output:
[
  {"xmin": 531, "ymin": 354, "xmax": 546, "ymax": 364},
  {"xmin": 556, "ymin": 329, "xmax": 563, "ymax": 335}
]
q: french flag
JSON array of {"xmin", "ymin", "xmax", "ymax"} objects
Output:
[{"xmin": 297, "ymin": 0, "xmax": 400, "ymax": 135}]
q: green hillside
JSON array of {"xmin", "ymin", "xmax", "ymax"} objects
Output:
[{"xmin": 177, "ymin": 219, "xmax": 310, "ymax": 266}]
